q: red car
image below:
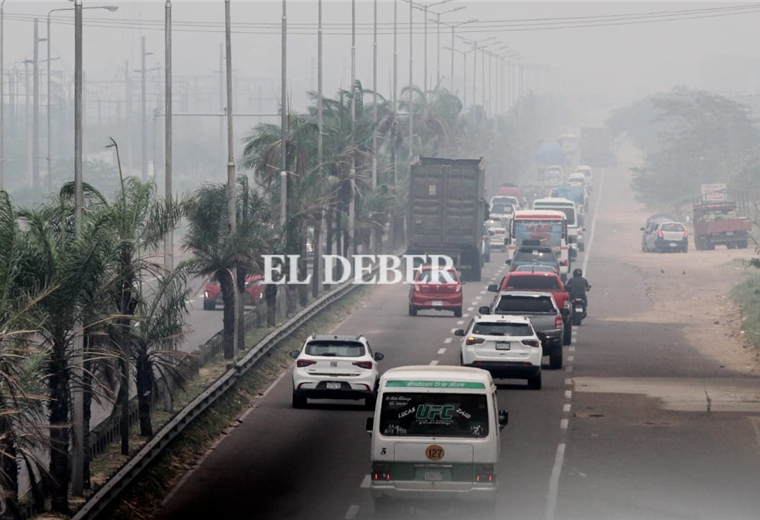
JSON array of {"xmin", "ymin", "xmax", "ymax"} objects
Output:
[
  {"xmin": 408, "ymin": 266, "xmax": 463, "ymax": 317},
  {"xmin": 487, "ymin": 271, "xmax": 572, "ymax": 345},
  {"xmin": 203, "ymin": 274, "xmax": 264, "ymax": 310}
]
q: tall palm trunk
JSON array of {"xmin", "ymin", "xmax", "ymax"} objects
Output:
[
  {"xmin": 236, "ymin": 264, "xmax": 247, "ymax": 351},
  {"xmin": 219, "ymin": 270, "xmax": 236, "ymax": 360},
  {"xmin": 298, "ymin": 223, "xmax": 308, "ymax": 307},
  {"xmin": 117, "ymin": 316, "xmax": 131, "ymax": 456},
  {"xmin": 325, "ymin": 204, "xmax": 334, "ymax": 255},
  {"xmin": 82, "ymin": 335, "xmax": 93, "ymax": 489},
  {"xmin": 312, "ymin": 211, "xmax": 322, "ymax": 299},
  {"xmin": 48, "ymin": 336, "xmax": 70, "ymax": 514},
  {"xmin": 0, "ymin": 407, "xmax": 20, "ymax": 520},
  {"xmin": 135, "ymin": 351, "xmax": 154, "ymax": 436}
]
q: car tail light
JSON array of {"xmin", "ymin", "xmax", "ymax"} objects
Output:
[
  {"xmin": 658, "ymin": 230, "xmax": 664, "ymax": 238},
  {"xmin": 683, "ymin": 231, "xmax": 688, "ymax": 238},
  {"xmin": 204, "ymin": 291, "xmax": 211, "ymax": 299},
  {"xmin": 373, "ymin": 462, "xmax": 392, "ymax": 481},
  {"xmin": 559, "ymin": 259, "xmax": 568, "ymax": 266},
  {"xmin": 475, "ymin": 464, "xmax": 495, "ymax": 483},
  {"xmin": 352, "ymin": 361, "xmax": 373, "ymax": 370},
  {"xmin": 521, "ymin": 339, "xmax": 540, "ymax": 348},
  {"xmin": 466, "ymin": 336, "xmax": 486, "ymax": 345},
  {"xmin": 555, "ymin": 315, "xmax": 563, "ymax": 328},
  {"xmin": 296, "ymin": 359, "xmax": 316, "ymax": 368}
]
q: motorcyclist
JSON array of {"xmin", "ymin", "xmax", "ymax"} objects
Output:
[{"xmin": 565, "ymin": 268, "xmax": 591, "ymax": 314}]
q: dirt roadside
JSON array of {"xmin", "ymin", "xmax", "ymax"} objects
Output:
[{"xmin": 594, "ymin": 145, "xmax": 760, "ymax": 375}]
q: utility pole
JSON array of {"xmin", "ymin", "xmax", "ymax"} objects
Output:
[
  {"xmin": 165, "ymin": 0, "xmax": 173, "ymax": 273},
  {"xmin": 393, "ymin": 0, "xmax": 397, "ymax": 186},
  {"xmin": 33, "ymin": 18, "xmax": 42, "ymax": 189},
  {"xmin": 408, "ymin": 0, "xmax": 413, "ymax": 158},
  {"xmin": 0, "ymin": 0, "xmax": 6, "ymax": 189},
  {"xmin": 372, "ymin": 0, "xmax": 377, "ymax": 192},
  {"xmin": 125, "ymin": 60, "xmax": 132, "ymax": 175},
  {"xmin": 24, "ymin": 60, "xmax": 31, "ymax": 185},
  {"xmin": 315, "ymin": 0, "xmax": 322, "ymax": 297},
  {"xmin": 280, "ymin": 0, "xmax": 287, "ymax": 232},
  {"xmin": 141, "ymin": 36, "xmax": 148, "ymax": 181},
  {"xmin": 46, "ymin": 16, "xmax": 52, "ymax": 192},
  {"xmin": 224, "ymin": 0, "xmax": 238, "ymax": 356},
  {"xmin": 218, "ymin": 44, "xmax": 223, "ymax": 160},
  {"xmin": 72, "ymin": 0, "xmax": 84, "ymax": 498},
  {"xmin": 444, "ymin": 45, "xmax": 473, "ymax": 107},
  {"xmin": 348, "ymin": 0, "xmax": 355, "ymax": 257}
]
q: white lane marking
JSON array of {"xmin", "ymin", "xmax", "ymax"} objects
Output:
[
  {"xmin": 484, "ymin": 285, "xmax": 491, "ymax": 289},
  {"xmin": 568, "ymin": 356, "xmax": 574, "ymax": 362},
  {"xmin": 345, "ymin": 505, "xmax": 360, "ymax": 520},
  {"xmin": 467, "ymin": 307, "xmax": 474, "ymax": 311},
  {"xmin": 479, "ymin": 290, "xmax": 486, "ymax": 295},
  {"xmin": 470, "ymin": 301, "xmax": 478, "ymax": 306},
  {"xmin": 438, "ymin": 348, "xmax": 447, "ymax": 355},
  {"xmin": 563, "ymin": 403, "xmax": 572, "ymax": 413},
  {"xmin": 429, "ymin": 360, "xmax": 439, "ymax": 366},
  {"xmin": 444, "ymin": 338, "xmax": 452, "ymax": 344},
  {"xmin": 546, "ymin": 443, "xmax": 566, "ymax": 520},
  {"xmin": 360, "ymin": 475, "xmax": 371, "ymax": 488},
  {"xmin": 564, "ymin": 378, "xmax": 572, "ymax": 386},
  {"xmin": 569, "ymin": 346, "xmax": 575, "ymax": 352},
  {"xmin": 566, "ymin": 366, "xmax": 573, "ymax": 373},
  {"xmin": 463, "ymin": 313, "xmax": 470, "ymax": 318},
  {"xmin": 565, "ymin": 390, "xmax": 572, "ymax": 399},
  {"xmin": 560, "ymin": 419, "xmax": 569, "ymax": 430},
  {"xmin": 450, "ymin": 328, "xmax": 457, "ymax": 333},
  {"xmin": 456, "ymin": 320, "xmax": 464, "ymax": 325},
  {"xmin": 582, "ymin": 166, "xmax": 604, "ymax": 275},
  {"xmin": 475, "ymin": 296, "xmax": 482, "ymax": 300}
]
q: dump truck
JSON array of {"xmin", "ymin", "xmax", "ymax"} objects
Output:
[
  {"xmin": 693, "ymin": 187, "xmax": 752, "ymax": 250},
  {"xmin": 407, "ymin": 157, "xmax": 487, "ymax": 281}
]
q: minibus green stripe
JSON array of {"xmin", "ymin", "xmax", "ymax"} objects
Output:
[{"xmin": 385, "ymin": 381, "xmax": 485, "ymax": 389}]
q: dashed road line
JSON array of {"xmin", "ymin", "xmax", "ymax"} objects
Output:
[
  {"xmin": 438, "ymin": 348, "xmax": 447, "ymax": 355},
  {"xmin": 564, "ymin": 390, "xmax": 572, "ymax": 399},
  {"xmin": 456, "ymin": 320, "xmax": 464, "ymax": 325},
  {"xmin": 467, "ymin": 307, "xmax": 474, "ymax": 311},
  {"xmin": 569, "ymin": 346, "xmax": 575, "ymax": 352},
  {"xmin": 475, "ymin": 296, "xmax": 482, "ymax": 300},
  {"xmin": 566, "ymin": 366, "xmax": 573, "ymax": 373},
  {"xmin": 450, "ymin": 328, "xmax": 457, "ymax": 334},
  {"xmin": 479, "ymin": 290, "xmax": 486, "ymax": 295},
  {"xmin": 546, "ymin": 443, "xmax": 566, "ymax": 520},
  {"xmin": 345, "ymin": 504, "xmax": 360, "ymax": 520},
  {"xmin": 568, "ymin": 356, "xmax": 574, "ymax": 362},
  {"xmin": 563, "ymin": 403, "xmax": 572, "ymax": 413},
  {"xmin": 444, "ymin": 338, "xmax": 452, "ymax": 344},
  {"xmin": 463, "ymin": 313, "xmax": 470, "ymax": 318},
  {"xmin": 564, "ymin": 378, "xmax": 572, "ymax": 386},
  {"xmin": 429, "ymin": 360, "xmax": 439, "ymax": 366},
  {"xmin": 360, "ymin": 475, "xmax": 371, "ymax": 488},
  {"xmin": 560, "ymin": 419, "xmax": 569, "ymax": 430}
]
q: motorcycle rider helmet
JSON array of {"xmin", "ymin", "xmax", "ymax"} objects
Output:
[{"xmin": 573, "ymin": 268, "xmax": 583, "ymax": 277}]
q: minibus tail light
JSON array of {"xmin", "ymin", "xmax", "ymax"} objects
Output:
[
  {"xmin": 373, "ymin": 462, "xmax": 392, "ymax": 481},
  {"xmin": 475, "ymin": 464, "xmax": 495, "ymax": 483}
]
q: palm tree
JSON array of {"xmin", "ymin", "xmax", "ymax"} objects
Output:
[
  {"xmin": 16, "ymin": 196, "xmax": 112, "ymax": 514},
  {"xmin": 131, "ymin": 266, "xmax": 192, "ymax": 437}
]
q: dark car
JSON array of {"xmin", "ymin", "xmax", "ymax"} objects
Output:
[{"xmin": 509, "ymin": 246, "xmax": 560, "ymax": 274}]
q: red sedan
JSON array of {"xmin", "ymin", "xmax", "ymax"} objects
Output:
[
  {"xmin": 203, "ymin": 274, "xmax": 264, "ymax": 310},
  {"xmin": 408, "ymin": 266, "xmax": 463, "ymax": 318}
]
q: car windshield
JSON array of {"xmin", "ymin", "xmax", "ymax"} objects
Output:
[
  {"xmin": 304, "ymin": 341, "xmax": 365, "ymax": 357},
  {"xmin": 661, "ymin": 223, "xmax": 684, "ymax": 232},
  {"xmin": 515, "ymin": 265, "xmax": 556, "ymax": 273},
  {"xmin": 491, "ymin": 203, "xmax": 514, "ymax": 215},
  {"xmin": 486, "ymin": 219, "xmax": 505, "ymax": 228},
  {"xmin": 417, "ymin": 270, "xmax": 459, "ymax": 283},
  {"xmin": 506, "ymin": 276, "xmax": 561, "ymax": 290},
  {"xmin": 379, "ymin": 393, "xmax": 489, "ymax": 438},
  {"xmin": 513, "ymin": 250, "xmax": 558, "ymax": 263},
  {"xmin": 471, "ymin": 322, "xmax": 534, "ymax": 336},
  {"xmin": 495, "ymin": 296, "xmax": 555, "ymax": 313}
]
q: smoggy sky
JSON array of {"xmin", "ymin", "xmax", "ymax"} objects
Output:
[{"xmin": 5, "ymin": 1, "xmax": 759, "ymax": 112}]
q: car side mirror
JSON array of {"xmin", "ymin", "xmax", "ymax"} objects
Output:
[
  {"xmin": 454, "ymin": 329, "xmax": 465, "ymax": 337},
  {"xmin": 504, "ymin": 259, "xmax": 511, "ymax": 265},
  {"xmin": 478, "ymin": 306, "xmax": 491, "ymax": 315},
  {"xmin": 498, "ymin": 409, "xmax": 509, "ymax": 430},
  {"xmin": 560, "ymin": 308, "xmax": 570, "ymax": 317},
  {"xmin": 366, "ymin": 417, "xmax": 374, "ymax": 435},
  {"xmin": 640, "ymin": 227, "xmax": 645, "ymax": 231},
  {"xmin": 289, "ymin": 350, "xmax": 300, "ymax": 359},
  {"xmin": 374, "ymin": 352, "xmax": 385, "ymax": 361},
  {"xmin": 487, "ymin": 284, "xmax": 498, "ymax": 292}
]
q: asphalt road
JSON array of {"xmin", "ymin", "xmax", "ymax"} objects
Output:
[{"xmin": 155, "ymin": 168, "xmax": 760, "ymax": 520}]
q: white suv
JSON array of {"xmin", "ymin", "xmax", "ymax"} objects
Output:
[
  {"xmin": 290, "ymin": 334, "xmax": 384, "ymax": 409},
  {"xmin": 456, "ymin": 315, "xmax": 543, "ymax": 389}
]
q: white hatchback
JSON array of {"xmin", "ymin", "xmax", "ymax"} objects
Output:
[
  {"xmin": 456, "ymin": 315, "xmax": 543, "ymax": 389},
  {"xmin": 290, "ymin": 334, "xmax": 384, "ymax": 408}
]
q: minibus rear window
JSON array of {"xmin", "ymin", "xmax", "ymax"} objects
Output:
[{"xmin": 379, "ymin": 393, "xmax": 489, "ymax": 438}]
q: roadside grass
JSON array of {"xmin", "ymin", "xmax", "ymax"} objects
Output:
[
  {"xmin": 730, "ymin": 262, "xmax": 760, "ymax": 349},
  {"xmin": 92, "ymin": 285, "xmax": 370, "ymax": 520}
]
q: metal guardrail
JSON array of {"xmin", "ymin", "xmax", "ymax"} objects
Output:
[{"xmin": 72, "ymin": 265, "xmax": 379, "ymax": 520}]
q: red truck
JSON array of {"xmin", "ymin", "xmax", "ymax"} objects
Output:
[
  {"xmin": 487, "ymin": 271, "xmax": 572, "ymax": 345},
  {"xmin": 693, "ymin": 189, "xmax": 752, "ymax": 250}
]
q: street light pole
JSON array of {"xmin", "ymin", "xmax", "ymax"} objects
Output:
[
  {"xmin": 141, "ymin": 36, "xmax": 148, "ymax": 181},
  {"xmin": 164, "ymin": 0, "xmax": 172, "ymax": 274},
  {"xmin": 408, "ymin": 0, "xmax": 413, "ymax": 158},
  {"xmin": 33, "ymin": 18, "xmax": 42, "ymax": 190},
  {"xmin": 372, "ymin": 0, "xmax": 377, "ymax": 192},
  {"xmin": 0, "ymin": 0, "xmax": 6, "ymax": 190},
  {"xmin": 348, "ymin": 0, "xmax": 355, "ymax": 257},
  {"xmin": 280, "ymin": 0, "xmax": 287, "ymax": 232},
  {"xmin": 427, "ymin": 6, "xmax": 465, "ymax": 91}
]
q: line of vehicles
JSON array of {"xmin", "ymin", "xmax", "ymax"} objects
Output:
[{"xmin": 282, "ymin": 156, "xmax": 598, "ymax": 518}]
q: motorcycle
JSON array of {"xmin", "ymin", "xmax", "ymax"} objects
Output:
[{"xmin": 571, "ymin": 298, "xmax": 586, "ymax": 326}]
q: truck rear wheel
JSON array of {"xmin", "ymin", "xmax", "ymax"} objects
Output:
[{"xmin": 468, "ymin": 250, "xmax": 482, "ymax": 282}]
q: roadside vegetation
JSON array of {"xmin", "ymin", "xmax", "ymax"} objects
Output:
[{"xmin": 0, "ymin": 80, "xmax": 556, "ymax": 518}]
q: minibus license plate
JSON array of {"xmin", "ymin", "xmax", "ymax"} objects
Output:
[
  {"xmin": 669, "ymin": 243, "xmax": 677, "ymax": 247},
  {"xmin": 496, "ymin": 342, "xmax": 511, "ymax": 350},
  {"xmin": 326, "ymin": 382, "xmax": 341, "ymax": 390},
  {"xmin": 425, "ymin": 471, "xmax": 444, "ymax": 482},
  {"xmin": 432, "ymin": 301, "xmax": 443, "ymax": 306}
]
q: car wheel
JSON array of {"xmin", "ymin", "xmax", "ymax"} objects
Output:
[
  {"xmin": 291, "ymin": 392, "xmax": 307, "ymax": 409},
  {"xmin": 454, "ymin": 307, "xmax": 463, "ymax": 318},
  {"xmin": 408, "ymin": 304, "xmax": 417, "ymax": 317},
  {"xmin": 527, "ymin": 371, "xmax": 542, "ymax": 390},
  {"xmin": 550, "ymin": 351, "xmax": 563, "ymax": 370},
  {"xmin": 459, "ymin": 354, "xmax": 465, "ymax": 366},
  {"xmin": 203, "ymin": 300, "xmax": 216, "ymax": 311},
  {"xmin": 578, "ymin": 243, "xmax": 585, "ymax": 252}
]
